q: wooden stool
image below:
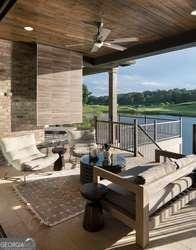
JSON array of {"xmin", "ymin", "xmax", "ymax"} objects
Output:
[{"xmin": 80, "ymin": 183, "xmax": 108, "ymax": 232}]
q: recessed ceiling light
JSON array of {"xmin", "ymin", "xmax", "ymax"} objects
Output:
[
  {"xmin": 191, "ymin": 10, "xmax": 196, "ymax": 16},
  {"xmin": 24, "ymin": 26, "xmax": 34, "ymax": 31}
]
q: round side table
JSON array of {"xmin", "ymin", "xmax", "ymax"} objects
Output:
[
  {"xmin": 80, "ymin": 183, "xmax": 108, "ymax": 232},
  {"xmin": 52, "ymin": 147, "xmax": 66, "ymax": 171}
]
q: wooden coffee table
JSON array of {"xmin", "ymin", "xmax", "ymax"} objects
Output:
[{"xmin": 80, "ymin": 153, "xmax": 126, "ymax": 184}]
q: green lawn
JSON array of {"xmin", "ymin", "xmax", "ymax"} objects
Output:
[{"xmin": 84, "ymin": 101, "xmax": 196, "ymax": 117}]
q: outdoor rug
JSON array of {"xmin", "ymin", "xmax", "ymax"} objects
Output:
[{"xmin": 13, "ymin": 174, "xmax": 85, "ymax": 226}]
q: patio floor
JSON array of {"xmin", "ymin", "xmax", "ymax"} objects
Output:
[{"xmin": 0, "ymin": 152, "xmax": 195, "ymax": 250}]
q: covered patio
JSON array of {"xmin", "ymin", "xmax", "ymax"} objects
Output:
[
  {"xmin": 0, "ymin": 1, "xmax": 196, "ymax": 249},
  {"xmin": 0, "ymin": 157, "xmax": 195, "ymax": 250}
]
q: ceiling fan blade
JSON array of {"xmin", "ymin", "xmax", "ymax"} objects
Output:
[
  {"xmin": 103, "ymin": 42, "xmax": 126, "ymax": 51},
  {"xmin": 106, "ymin": 37, "xmax": 139, "ymax": 43},
  {"xmin": 97, "ymin": 28, "xmax": 111, "ymax": 42},
  {"xmin": 65, "ymin": 43, "xmax": 86, "ymax": 47},
  {"xmin": 91, "ymin": 44, "xmax": 100, "ymax": 53}
]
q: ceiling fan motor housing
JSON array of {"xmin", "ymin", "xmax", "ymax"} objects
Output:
[{"xmin": 95, "ymin": 41, "xmax": 103, "ymax": 48}]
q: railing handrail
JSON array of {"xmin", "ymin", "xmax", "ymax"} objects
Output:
[
  {"xmin": 96, "ymin": 119, "xmax": 134, "ymax": 127},
  {"xmin": 138, "ymin": 124, "xmax": 162, "ymax": 150},
  {"xmin": 139, "ymin": 120, "xmax": 180, "ymax": 127},
  {"xmin": 118, "ymin": 113, "xmax": 180, "ymax": 122}
]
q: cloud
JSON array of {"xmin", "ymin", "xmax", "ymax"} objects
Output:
[
  {"xmin": 83, "ymin": 74, "xmax": 108, "ymax": 96},
  {"xmin": 140, "ymin": 81, "xmax": 161, "ymax": 86},
  {"xmin": 83, "ymin": 46, "xmax": 196, "ymax": 96}
]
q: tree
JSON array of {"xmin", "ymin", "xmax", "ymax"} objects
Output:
[
  {"xmin": 87, "ymin": 88, "xmax": 196, "ymax": 106},
  {"xmin": 82, "ymin": 84, "xmax": 92, "ymax": 104}
]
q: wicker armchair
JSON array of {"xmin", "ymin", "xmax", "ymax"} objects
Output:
[{"xmin": 67, "ymin": 129, "xmax": 96, "ymax": 162}]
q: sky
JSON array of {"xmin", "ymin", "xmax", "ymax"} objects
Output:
[{"xmin": 83, "ymin": 47, "xmax": 196, "ymax": 96}]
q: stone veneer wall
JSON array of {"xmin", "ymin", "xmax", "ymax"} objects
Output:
[
  {"xmin": 0, "ymin": 39, "xmax": 83, "ymax": 166},
  {"xmin": 0, "ymin": 39, "xmax": 44, "ymax": 166},
  {"xmin": 0, "ymin": 39, "xmax": 12, "ymax": 136},
  {"xmin": 11, "ymin": 42, "xmax": 37, "ymax": 131}
]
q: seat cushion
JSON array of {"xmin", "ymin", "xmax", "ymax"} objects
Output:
[
  {"xmin": 137, "ymin": 162, "xmax": 177, "ymax": 184},
  {"xmin": 0, "ymin": 133, "xmax": 36, "ymax": 153},
  {"xmin": 7, "ymin": 145, "xmax": 42, "ymax": 162},
  {"xmin": 102, "ymin": 176, "xmax": 193, "ymax": 217},
  {"xmin": 72, "ymin": 143, "xmax": 95, "ymax": 157},
  {"xmin": 175, "ymin": 155, "xmax": 196, "ymax": 169},
  {"xmin": 0, "ymin": 133, "xmax": 58, "ymax": 171},
  {"xmin": 119, "ymin": 162, "xmax": 177, "ymax": 184},
  {"xmin": 119, "ymin": 163, "xmax": 158, "ymax": 182},
  {"xmin": 21, "ymin": 153, "xmax": 58, "ymax": 171}
]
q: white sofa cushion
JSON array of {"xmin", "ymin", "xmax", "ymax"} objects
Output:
[
  {"xmin": 119, "ymin": 162, "xmax": 177, "ymax": 184},
  {"xmin": 175, "ymin": 155, "xmax": 196, "ymax": 169},
  {"xmin": 7, "ymin": 145, "xmax": 42, "ymax": 161},
  {"xmin": 21, "ymin": 154, "xmax": 58, "ymax": 171},
  {"xmin": 137, "ymin": 162, "xmax": 177, "ymax": 184},
  {"xmin": 0, "ymin": 133, "xmax": 36, "ymax": 153},
  {"xmin": 0, "ymin": 133, "xmax": 58, "ymax": 171}
]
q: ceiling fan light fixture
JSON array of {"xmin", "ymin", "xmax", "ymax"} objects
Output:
[
  {"xmin": 95, "ymin": 42, "xmax": 103, "ymax": 48},
  {"xmin": 191, "ymin": 10, "xmax": 196, "ymax": 15},
  {"xmin": 24, "ymin": 26, "xmax": 34, "ymax": 31}
]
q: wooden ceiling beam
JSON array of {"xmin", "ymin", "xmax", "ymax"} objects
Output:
[
  {"xmin": 91, "ymin": 29, "xmax": 196, "ymax": 66},
  {"xmin": 0, "ymin": 0, "xmax": 17, "ymax": 21}
]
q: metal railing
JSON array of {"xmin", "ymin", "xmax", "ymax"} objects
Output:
[
  {"xmin": 95, "ymin": 116, "xmax": 182, "ymax": 160},
  {"xmin": 193, "ymin": 124, "xmax": 196, "ymax": 154},
  {"xmin": 138, "ymin": 124, "xmax": 162, "ymax": 162},
  {"xmin": 140, "ymin": 119, "xmax": 181, "ymax": 142},
  {"xmin": 95, "ymin": 118, "xmax": 135, "ymax": 153}
]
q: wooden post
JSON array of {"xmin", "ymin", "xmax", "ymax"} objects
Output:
[
  {"xmin": 193, "ymin": 124, "xmax": 196, "ymax": 154},
  {"xmin": 108, "ymin": 68, "xmax": 118, "ymax": 144},
  {"xmin": 136, "ymin": 187, "xmax": 149, "ymax": 248},
  {"xmin": 134, "ymin": 119, "xmax": 138, "ymax": 157},
  {"xmin": 154, "ymin": 120, "xmax": 157, "ymax": 141}
]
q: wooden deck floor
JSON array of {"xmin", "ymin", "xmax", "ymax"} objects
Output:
[{"xmin": 0, "ymin": 152, "xmax": 195, "ymax": 250}]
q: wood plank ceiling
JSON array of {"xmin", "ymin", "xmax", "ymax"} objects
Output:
[{"xmin": 1, "ymin": 0, "xmax": 196, "ymax": 68}]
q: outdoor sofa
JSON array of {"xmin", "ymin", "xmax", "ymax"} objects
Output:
[{"xmin": 93, "ymin": 149, "xmax": 196, "ymax": 248}]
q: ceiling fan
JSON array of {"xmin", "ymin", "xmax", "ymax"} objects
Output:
[
  {"xmin": 65, "ymin": 20, "xmax": 139, "ymax": 53},
  {"xmin": 91, "ymin": 21, "xmax": 139, "ymax": 53}
]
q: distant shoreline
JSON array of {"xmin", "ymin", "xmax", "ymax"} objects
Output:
[{"xmin": 84, "ymin": 102, "xmax": 196, "ymax": 118}]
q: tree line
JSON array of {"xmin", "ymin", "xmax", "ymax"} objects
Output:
[{"xmin": 84, "ymin": 86, "xmax": 196, "ymax": 106}]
